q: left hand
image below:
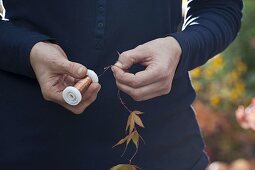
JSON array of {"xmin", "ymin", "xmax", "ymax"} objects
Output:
[{"xmin": 111, "ymin": 36, "xmax": 182, "ymax": 101}]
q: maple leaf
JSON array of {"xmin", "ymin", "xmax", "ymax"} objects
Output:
[
  {"xmin": 131, "ymin": 131, "xmax": 139, "ymax": 149},
  {"xmin": 133, "ymin": 114, "xmax": 144, "ymax": 128},
  {"xmin": 126, "ymin": 113, "xmax": 132, "ymax": 131},
  {"xmin": 110, "ymin": 164, "xmax": 138, "ymax": 170},
  {"xmin": 113, "ymin": 130, "xmax": 142, "ymax": 157},
  {"xmin": 113, "ymin": 135, "xmax": 129, "ymax": 148},
  {"xmin": 126, "ymin": 112, "xmax": 135, "ymax": 134},
  {"xmin": 126, "ymin": 131, "xmax": 134, "ymax": 145},
  {"xmin": 113, "ymin": 109, "xmax": 145, "ymax": 168},
  {"xmin": 126, "ymin": 111, "xmax": 144, "ymax": 133}
]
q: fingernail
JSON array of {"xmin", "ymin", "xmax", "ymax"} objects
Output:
[
  {"xmin": 78, "ymin": 67, "xmax": 85, "ymax": 76},
  {"xmin": 114, "ymin": 61, "xmax": 123, "ymax": 68}
]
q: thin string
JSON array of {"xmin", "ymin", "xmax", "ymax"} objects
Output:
[
  {"xmin": 98, "ymin": 61, "xmax": 132, "ymax": 113},
  {"xmin": 98, "ymin": 65, "xmax": 113, "ymax": 78},
  {"xmin": 98, "ymin": 51, "xmax": 121, "ymax": 78}
]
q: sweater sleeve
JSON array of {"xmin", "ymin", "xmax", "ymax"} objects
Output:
[
  {"xmin": 0, "ymin": 18, "xmax": 54, "ymax": 78},
  {"xmin": 171, "ymin": 0, "xmax": 243, "ymax": 77}
]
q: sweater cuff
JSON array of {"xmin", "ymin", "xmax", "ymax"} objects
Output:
[
  {"xmin": 20, "ymin": 32, "xmax": 55, "ymax": 78},
  {"xmin": 170, "ymin": 31, "xmax": 191, "ymax": 78}
]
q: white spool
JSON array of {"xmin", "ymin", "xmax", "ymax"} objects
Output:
[
  {"xmin": 63, "ymin": 69, "xmax": 99, "ymax": 106},
  {"xmin": 87, "ymin": 69, "xmax": 99, "ymax": 83},
  {"xmin": 63, "ymin": 86, "xmax": 82, "ymax": 106}
]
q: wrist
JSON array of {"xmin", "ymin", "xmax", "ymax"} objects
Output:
[
  {"xmin": 30, "ymin": 42, "xmax": 45, "ymax": 65},
  {"xmin": 163, "ymin": 37, "xmax": 182, "ymax": 65}
]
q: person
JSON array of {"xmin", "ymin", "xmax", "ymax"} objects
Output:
[
  {"xmin": 236, "ymin": 98, "xmax": 255, "ymax": 130},
  {"xmin": 0, "ymin": 0, "xmax": 243, "ymax": 169}
]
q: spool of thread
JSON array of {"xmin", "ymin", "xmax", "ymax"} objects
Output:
[{"xmin": 63, "ymin": 69, "xmax": 99, "ymax": 106}]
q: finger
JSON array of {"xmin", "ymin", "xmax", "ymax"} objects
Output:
[
  {"xmin": 81, "ymin": 83, "xmax": 101, "ymax": 101},
  {"xmin": 55, "ymin": 59, "xmax": 87, "ymax": 79},
  {"xmin": 62, "ymin": 75, "xmax": 79, "ymax": 87},
  {"xmin": 57, "ymin": 83, "xmax": 101, "ymax": 114},
  {"xmin": 112, "ymin": 64, "xmax": 162, "ymax": 88},
  {"xmin": 68, "ymin": 83, "xmax": 101, "ymax": 114},
  {"xmin": 115, "ymin": 79, "xmax": 171, "ymax": 101},
  {"xmin": 115, "ymin": 46, "xmax": 150, "ymax": 70}
]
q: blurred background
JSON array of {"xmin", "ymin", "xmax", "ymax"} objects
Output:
[
  {"xmin": 182, "ymin": 0, "xmax": 255, "ymax": 169},
  {"xmin": 1, "ymin": 0, "xmax": 255, "ymax": 169}
]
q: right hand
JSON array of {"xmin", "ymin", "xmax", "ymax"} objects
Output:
[
  {"xmin": 30, "ymin": 42, "xmax": 101, "ymax": 114},
  {"xmin": 236, "ymin": 104, "xmax": 255, "ymax": 131}
]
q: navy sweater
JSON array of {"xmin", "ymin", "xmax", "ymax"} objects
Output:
[{"xmin": 0, "ymin": 0, "xmax": 242, "ymax": 169}]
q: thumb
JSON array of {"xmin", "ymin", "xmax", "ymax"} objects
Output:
[
  {"xmin": 115, "ymin": 46, "xmax": 149, "ymax": 70},
  {"xmin": 60, "ymin": 60, "xmax": 87, "ymax": 79}
]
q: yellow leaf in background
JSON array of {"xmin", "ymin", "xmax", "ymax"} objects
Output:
[
  {"xmin": 133, "ymin": 114, "xmax": 144, "ymax": 128},
  {"xmin": 110, "ymin": 164, "xmax": 137, "ymax": 170},
  {"xmin": 191, "ymin": 68, "xmax": 202, "ymax": 79}
]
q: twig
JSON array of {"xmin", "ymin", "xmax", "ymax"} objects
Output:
[
  {"xmin": 129, "ymin": 145, "xmax": 139, "ymax": 164},
  {"xmin": 121, "ymin": 144, "xmax": 128, "ymax": 157},
  {"xmin": 98, "ymin": 64, "xmax": 132, "ymax": 113},
  {"xmin": 118, "ymin": 90, "xmax": 132, "ymax": 113}
]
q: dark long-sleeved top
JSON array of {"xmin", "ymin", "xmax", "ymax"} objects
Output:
[{"xmin": 0, "ymin": 0, "xmax": 242, "ymax": 169}]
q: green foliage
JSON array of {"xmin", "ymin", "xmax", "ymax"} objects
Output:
[{"xmin": 223, "ymin": 0, "xmax": 255, "ymax": 100}]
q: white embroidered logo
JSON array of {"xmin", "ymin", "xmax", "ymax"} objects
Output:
[{"xmin": 182, "ymin": 0, "xmax": 199, "ymax": 30}]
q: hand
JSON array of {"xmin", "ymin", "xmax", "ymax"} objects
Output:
[
  {"xmin": 236, "ymin": 105, "xmax": 251, "ymax": 130},
  {"xmin": 111, "ymin": 36, "xmax": 181, "ymax": 101},
  {"xmin": 30, "ymin": 42, "xmax": 101, "ymax": 114},
  {"xmin": 236, "ymin": 101, "xmax": 255, "ymax": 131}
]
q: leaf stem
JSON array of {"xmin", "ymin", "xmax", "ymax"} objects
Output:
[
  {"xmin": 118, "ymin": 90, "xmax": 132, "ymax": 113},
  {"xmin": 129, "ymin": 145, "xmax": 139, "ymax": 164},
  {"xmin": 121, "ymin": 144, "xmax": 128, "ymax": 157}
]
